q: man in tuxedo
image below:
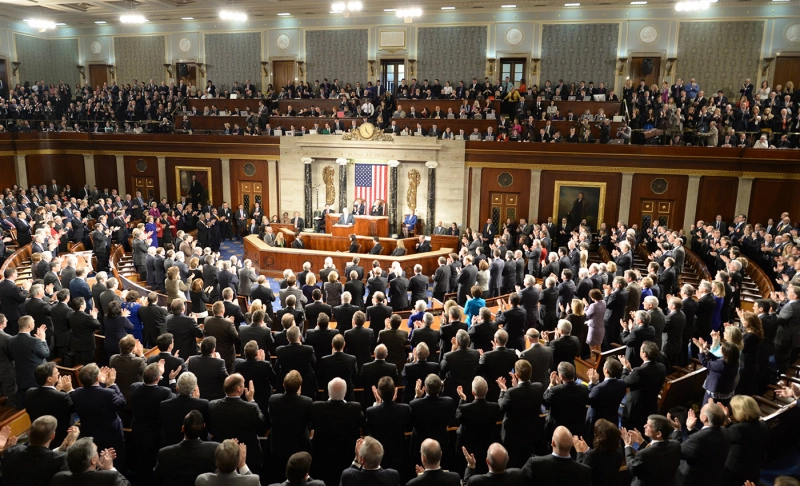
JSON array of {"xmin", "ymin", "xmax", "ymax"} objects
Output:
[
  {"xmin": 207, "ymin": 373, "xmax": 268, "ymax": 475},
  {"xmin": 674, "ymin": 402, "xmax": 731, "ymax": 486},
  {"xmin": 310, "ymin": 378, "xmax": 364, "ymax": 486},
  {"xmin": 8, "ymin": 316, "xmax": 49, "ymax": 409},
  {"xmin": 455, "ymin": 377, "xmax": 501, "ymax": 475},
  {"xmin": 521, "ymin": 426, "xmax": 591, "ymax": 486},
  {"xmin": 154, "ymin": 409, "xmax": 218, "ymax": 486},
  {"xmin": 623, "ymin": 414, "xmax": 681, "ymax": 486},
  {"xmin": 25, "ymin": 362, "xmax": 74, "ymax": 447}
]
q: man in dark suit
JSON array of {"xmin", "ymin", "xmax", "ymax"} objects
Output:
[
  {"xmin": 409, "ymin": 374, "xmax": 454, "ymax": 468},
  {"xmin": 521, "ymin": 426, "xmax": 591, "ymax": 486},
  {"xmin": 438, "ymin": 306, "xmax": 468, "ymax": 358},
  {"xmin": 441, "ymin": 329, "xmax": 480, "ymax": 404},
  {"xmin": 463, "ymin": 442, "xmax": 528, "ymax": 486},
  {"xmin": 49, "ymin": 436, "xmax": 130, "ymax": 486},
  {"xmin": 411, "ymin": 312, "xmax": 440, "ymax": 361},
  {"xmin": 305, "ymin": 289, "xmax": 333, "ymax": 335},
  {"xmin": 208, "ymin": 373, "xmax": 269, "ymax": 475},
  {"xmin": 495, "ymin": 293, "xmax": 527, "ymax": 351},
  {"xmin": 662, "ymin": 298, "xmax": 686, "ymax": 369},
  {"xmin": 187, "ymin": 337, "xmax": 228, "ymax": 401},
  {"xmin": 478, "ymin": 329, "xmax": 518, "ymax": 402},
  {"xmin": 344, "ymin": 272, "xmax": 366, "ymax": 310},
  {"xmin": 408, "ymin": 265, "xmax": 429, "ymax": 304},
  {"xmin": 166, "ymin": 299, "xmax": 203, "ymax": 359},
  {"xmin": 268, "ymin": 371, "xmax": 313, "ymax": 482},
  {"xmin": 402, "ymin": 343, "xmax": 440, "ymax": 404},
  {"xmin": 70, "ymin": 364, "xmax": 126, "ymax": 469},
  {"xmin": 238, "ymin": 310, "xmax": 274, "ymax": 354},
  {"xmin": 432, "ymin": 257, "xmax": 451, "ymax": 302},
  {"xmin": 24, "ymin": 284, "xmax": 54, "ymax": 351},
  {"xmin": 455, "ymin": 377, "xmax": 501, "ymax": 475},
  {"xmin": 153, "ymin": 410, "xmax": 219, "ymax": 486},
  {"xmin": 306, "ymin": 313, "xmax": 339, "ymax": 370},
  {"xmin": 8, "ymin": 316, "xmax": 50, "ymax": 408},
  {"xmin": 275, "ymin": 326, "xmax": 317, "ymax": 399},
  {"xmin": 2, "ymin": 415, "xmax": 74, "ymax": 486},
  {"xmin": 388, "ymin": 270, "xmax": 410, "ymax": 311},
  {"xmin": 366, "ymin": 290, "xmax": 393, "ymax": 324},
  {"xmin": 159, "ymin": 372, "xmax": 210, "ymax": 446},
  {"xmin": 674, "ymin": 402, "xmax": 731, "ymax": 486},
  {"xmin": 547, "ymin": 320, "xmax": 581, "ymax": 369},
  {"xmin": 693, "ymin": 281, "xmax": 716, "ymax": 352},
  {"xmin": 310, "ymin": 378, "xmax": 364, "ymax": 486},
  {"xmin": 457, "ymin": 256, "xmax": 479, "ymax": 306},
  {"xmin": 585, "ymin": 358, "xmax": 627, "ymax": 443},
  {"xmin": 145, "ymin": 333, "xmax": 185, "ymax": 390},
  {"xmin": 137, "ymin": 294, "xmax": 168, "ymax": 348},
  {"xmin": 233, "ymin": 340, "xmax": 276, "ymax": 417},
  {"xmin": 66, "ymin": 297, "xmax": 100, "ymax": 366},
  {"xmin": 409, "ymin": 439, "xmax": 461, "ymax": 486},
  {"xmin": 130, "ymin": 362, "xmax": 176, "ymax": 483},
  {"xmin": 543, "ymin": 362, "xmax": 589, "ymax": 442},
  {"xmin": 318, "ymin": 334, "xmax": 357, "ymax": 400},
  {"xmin": 333, "ymin": 292, "xmax": 360, "ymax": 329},
  {"xmin": 620, "ymin": 341, "xmax": 667, "ymax": 431},
  {"xmin": 49, "ymin": 289, "xmax": 73, "ymax": 363},
  {"xmin": 623, "ymin": 414, "xmax": 681, "ymax": 486},
  {"xmin": 604, "ymin": 276, "xmax": 628, "ymax": 349},
  {"xmin": 369, "ymin": 236, "xmax": 384, "ymax": 255},
  {"xmin": 497, "ymin": 359, "xmax": 544, "ymax": 467},
  {"xmin": 679, "ymin": 284, "xmax": 698, "ymax": 367},
  {"xmin": 0, "ymin": 267, "xmax": 30, "ymax": 334},
  {"xmin": 203, "ymin": 302, "xmax": 239, "ymax": 373},
  {"xmin": 364, "ymin": 376, "xmax": 412, "ymax": 475},
  {"xmin": 358, "ymin": 344, "xmax": 399, "ymax": 409},
  {"xmin": 25, "ymin": 362, "xmax": 74, "ymax": 448},
  {"xmin": 775, "ymin": 285, "xmax": 800, "ymax": 374},
  {"xmin": 367, "ymin": 269, "xmax": 389, "ymax": 297},
  {"xmin": 468, "ymin": 308, "xmax": 497, "ymax": 353},
  {"xmin": 518, "ymin": 276, "xmax": 541, "ymax": 330},
  {"xmin": 345, "ymin": 257, "xmax": 365, "ymax": 282},
  {"xmin": 521, "ymin": 329, "xmax": 555, "ymax": 387},
  {"xmin": 339, "ymin": 436, "xmax": 402, "ymax": 486},
  {"xmin": 344, "ymin": 311, "xmax": 376, "ymax": 369}
]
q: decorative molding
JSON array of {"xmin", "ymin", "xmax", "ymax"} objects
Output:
[
  {"xmin": 504, "ymin": 26, "xmax": 524, "ymax": 48},
  {"xmin": 379, "ymin": 30, "xmax": 406, "ymax": 50},
  {"xmin": 637, "ymin": 24, "xmax": 659, "ymax": 46},
  {"xmin": 785, "ymin": 23, "xmax": 800, "ymax": 45}
]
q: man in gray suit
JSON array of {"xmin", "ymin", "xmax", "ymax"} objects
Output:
[
  {"xmin": 132, "ymin": 229, "xmax": 150, "ymax": 282},
  {"xmin": 338, "ymin": 207, "xmax": 355, "ymax": 225},
  {"xmin": 263, "ymin": 226, "xmax": 277, "ymax": 247},
  {"xmin": 195, "ymin": 439, "xmax": 259, "ymax": 486},
  {"xmin": 672, "ymin": 239, "xmax": 685, "ymax": 274},
  {"xmin": 279, "ymin": 275, "xmax": 307, "ymax": 310},
  {"xmin": 237, "ymin": 260, "xmax": 257, "ymax": 297},
  {"xmin": 775, "ymin": 284, "xmax": 800, "ymax": 373}
]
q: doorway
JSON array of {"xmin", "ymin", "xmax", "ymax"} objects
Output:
[
  {"xmin": 630, "ymin": 57, "xmax": 661, "ymax": 89},
  {"xmin": 640, "ymin": 199, "xmax": 674, "ymax": 229},
  {"xmin": 272, "ymin": 61, "xmax": 294, "ymax": 91},
  {"xmin": 773, "ymin": 57, "xmax": 800, "ymax": 91},
  {"xmin": 381, "ymin": 59, "xmax": 405, "ymax": 94},
  {"xmin": 500, "ymin": 58, "xmax": 527, "ymax": 86},
  {"xmin": 89, "ymin": 65, "xmax": 108, "ymax": 90},
  {"xmin": 489, "ymin": 192, "xmax": 519, "ymax": 228},
  {"xmin": 131, "ymin": 176, "xmax": 156, "ymax": 202},
  {"xmin": 238, "ymin": 181, "xmax": 264, "ymax": 213}
]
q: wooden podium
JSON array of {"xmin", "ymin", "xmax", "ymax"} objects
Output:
[{"xmin": 326, "ymin": 213, "xmax": 389, "ymax": 237}]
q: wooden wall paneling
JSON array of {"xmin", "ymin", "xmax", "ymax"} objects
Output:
[
  {"xmin": 230, "ymin": 159, "xmax": 270, "ymax": 216},
  {"xmin": 0, "ymin": 157, "xmax": 18, "ymax": 191},
  {"xmin": 25, "ymin": 154, "xmax": 86, "ymax": 189},
  {"xmin": 629, "ymin": 174, "xmax": 688, "ymax": 231},
  {"xmin": 479, "ymin": 168, "xmax": 531, "ymax": 226},
  {"xmin": 165, "ymin": 158, "xmax": 223, "ymax": 206},
  {"xmin": 748, "ymin": 179, "xmax": 800, "ymax": 227},
  {"xmin": 694, "ymin": 176, "xmax": 738, "ymax": 224},
  {"xmin": 93, "ymin": 155, "xmax": 118, "ymax": 193},
  {"xmin": 538, "ymin": 171, "xmax": 622, "ymax": 228},
  {"xmin": 123, "ymin": 156, "xmax": 159, "ymax": 198}
]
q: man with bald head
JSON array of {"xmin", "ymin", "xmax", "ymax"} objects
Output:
[
  {"xmin": 522, "ymin": 426, "xmax": 591, "ymax": 486},
  {"xmin": 310, "ymin": 378, "xmax": 364, "ymax": 486},
  {"xmin": 339, "ymin": 436, "xmax": 400, "ymax": 486},
  {"xmin": 407, "ymin": 439, "xmax": 461, "ymax": 486},
  {"xmin": 455, "ymin": 376, "xmax": 501, "ymax": 474},
  {"xmin": 463, "ymin": 443, "xmax": 527, "ymax": 486},
  {"xmin": 674, "ymin": 402, "xmax": 731, "ymax": 486}
]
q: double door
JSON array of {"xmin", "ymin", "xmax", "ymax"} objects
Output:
[{"xmin": 490, "ymin": 192, "xmax": 519, "ymax": 228}]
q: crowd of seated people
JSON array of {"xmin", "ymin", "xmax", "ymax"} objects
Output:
[
  {"xmin": 3, "ymin": 72, "xmax": 798, "ymax": 146},
  {"xmin": 1, "ymin": 176, "xmax": 800, "ymax": 485}
]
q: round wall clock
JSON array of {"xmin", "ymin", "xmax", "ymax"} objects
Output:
[{"xmin": 786, "ymin": 23, "xmax": 800, "ymax": 44}]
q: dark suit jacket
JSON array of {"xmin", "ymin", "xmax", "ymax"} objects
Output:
[
  {"xmin": 543, "ymin": 381, "xmax": 590, "ymax": 437},
  {"xmin": 366, "ymin": 303, "xmax": 393, "ymax": 326},
  {"xmin": 318, "ymin": 351, "xmax": 357, "ymax": 399},
  {"xmin": 440, "ymin": 348, "xmax": 481, "ymax": 401},
  {"xmin": 408, "ymin": 274, "xmax": 429, "ymax": 303},
  {"xmin": 333, "ymin": 304, "xmax": 359, "ymax": 328},
  {"xmin": 522, "ymin": 454, "xmax": 591, "ymax": 486},
  {"xmin": 622, "ymin": 361, "xmax": 667, "ymax": 430},
  {"xmin": 358, "ymin": 359, "xmax": 399, "ymax": 408},
  {"xmin": 50, "ymin": 469, "xmax": 130, "ymax": 486},
  {"xmin": 153, "ymin": 439, "xmax": 219, "ymax": 486},
  {"xmin": 275, "ymin": 343, "xmax": 317, "ymax": 398},
  {"xmin": 499, "ymin": 381, "xmax": 544, "ymax": 447},
  {"xmin": 468, "ymin": 321, "xmax": 497, "ymax": 353},
  {"xmin": 188, "ymin": 354, "xmax": 228, "ymax": 400},
  {"xmin": 495, "ymin": 306, "xmax": 527, "ymax": 351},
  {"xmin": 625, "ymin": 439, "xmax": 681, "ymax": 486},
  {"xmin": 159, "ymin": 394, "xmax": 210, "ymax": 446},
  {"xmin": 401, "ymin": 360, "xmax": 440, "ymax": 403},
  {"xmin": 305, "ymin": 302, "xmax": 333, "ymax": 330},
  {"xmin": 548, "ymin": 335, "xmax": 580, "ymax": 369},
  {"xmin": 411, "ymin": 326, "xmax": 440, "ymax": 361},
  {"xmin": 388, "ymin": 276, "xmax": 410, "ymax": 311},
  {"xmin": 438, "ymin": 321, "xmax": 468, "ymax": 357},
  {"xmin": 338, "ymin": 466, "xmax": 401, "ymax": 486},
  {"xmin": 238, "ymin": 324, "xmax": 274, "ymax": 354},
  {"xmin": 456, "ymin": 397, "xmax": 501, "ymax": 454},
  {"xmin": 365, "ymin": 401, "xmax": 412, "ymax": 471},
  {"xmin": 344, "ymin": 326, "xmax": 375, "ymax": 369},
  {"xmin": 305, "ymin": 327, "xmax": 339, "ymax": 364},
  {"xmin": 208, "ymin": 396, "xmax": 268, "ymax": 472},
  {"xmin": 309, "ymin": 400, "xmax": 364, "ymax": 483},
  {"xmin": 662, "ymin": 310, "xmax": 686, "ymax": 355},
  {"xmin": 408, "ymin": 469, "xmax": 461, "ymax": 486},
  {"xmin": 267, "ymin": 392, "xmax": 313, "ymax": 456},
  {"xmin": 586, "ymin": 377, "xmax": 627, "ymax": 428},
  {"xmin": 25, "ymin": 385, "xmax": 74, "ymax": 447},
  {"xmin": 166, "ymin": 313, "xmax": 203, "ymax": 359},
  {"xmin": 409, "ymin": 394, "xmax": 454, "ymax": 454},
  {"xmin": 0, "ymin": 279, "xmax": 28, "ymax": 323},
  {"xmin": 202, "ymin": 316, "xmax": 239, "ymax": 372},
  {"xmin": 677, "ymin": 426, "xmax": 731, "ymax": 486},
  {"xmin": 463, "ymin": 467, "xmax": 528, "ymax": 486},
  {"xmin": 71, "ymin": 384, "xmax": 126, "ymax": 453},
  {"xmin": 233, "ymin": 359, "xmax": 276, "ymax": 415},
  {"xmin": 8, "ymin": 332, "xmax": 49, "ymax": 389},
  {"xmin": 344, "ymin": 280, "xmax": 366, "ymax": 309},
  {"xmin": 521, "ymin": 344, "xmax": 555, "ymax": 387},
  {"xmin": 50, "ymin": 302, "xmax": 73, "ymax": 349},
  {"xmin": 2, "ymin": 444, "xmax": 66, "ymax": 486},
  {"xmin": 377, "ymin": 328, "xmax": 409, "ymax": 372},
  {"xmin": 479, "ymin": 347, "xmax": 519, "ymax": 402}
]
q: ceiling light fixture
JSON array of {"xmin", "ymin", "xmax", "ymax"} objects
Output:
[
  {"xmin": 384, "ymin": 8, "xmax": 396, "ymax": 11},
  {"xmin": 441, "ymin": 6, "xmax": 455, "ymax": 9},
  {"xmin": 120, "ymin": 14, "xmax": 147, "ymax": 23},
  {"xmin": 631, "ymin": 1, "xmax": 647, "ymax": 4},
  {"xmin": 674, "ymin": 0, "xmax": 711, "ymax": 11},
  {"xmin": 181, "ymin": 17, "xmax": 194, "ymax": 20},
  {"xmin": 26, "ymin": 18, "xmax": 57, "ymax": 30},
  {"xmin": 220, "ymin": 10, "xmax": 247, "ymax": 20},
  {"xmin": 564, "ymin": 3, "xmax": 580, "ymax": 6},
  {"xmin": 95, "ymin": 20, "xmax": 107, "ymax": 24},
  {"xmin": 396, "ymin": 7, "xmax": 422, "ymax": 22},
  {"xmin": 501, "ymin": 4, "xmax": 517, "ymax": 7},
  {"xmin": 277, "ymin": 12, "xmax": 291, "ymax": 16}
]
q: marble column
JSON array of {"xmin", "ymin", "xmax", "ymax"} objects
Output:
[
  {"xmin": 618, "ymin": 173, "xmax": 634, "ymax": 226},
  {"xmin": 268, "ymin": 160, "xmax": 279, "ymax": 218},
  {"xmin": 83, "ymin": 154, "xmax": 96, "ymax": 188},
  {"xmin": 15, "ymin": 155, "xmax": 27, "ymax": 188},
  {"xmin": 469, "ymin": 167, "xmax": 482, "ymax": 230},
  {"xmin": 387, "ymin": 160, "xmax": 400, "ymax": 236},
  {"xmin": 157, "ymin": 156, "xmax": 168, "ymax": 200},
  {"xmin": 114, "ymin": 156, "xmax": 126, "ymax": 196},
  {"xmin": 302, "ymin": 158, "xmax": 313, "ymax": 229},
  {"xmin": 425, "ymin": 161, "xmax": 437, "ymax": 235},
  {"xmin": 529, "ymin": 169, "xmax": 542, "ymax": 222},
  {"xmin": 220, "ymin": 158, "xmax": 231, "ymax": 204},
  {"xmin": 683, "ymin": 175, "xmax": 702, "ymax": 232},
  {"xmin": 735, "ymin": 177, "xmax": 754, "ymax": 217},
  {"xmin": 336, "ymin": 158, "xmax": 348, "ymax": 212}
]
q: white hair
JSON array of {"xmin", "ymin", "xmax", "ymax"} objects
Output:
[
  {"xmin": 644, "ymin": 296, "xmax": 659, "ymax": 308},
  {"xmin": 328, "ymin": 377, "xmax": 347, "ymax": 401}
]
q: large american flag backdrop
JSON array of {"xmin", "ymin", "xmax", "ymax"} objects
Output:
[{"xmin": 354, "ymin": 164, "xmax": 387, "ymax": 210}]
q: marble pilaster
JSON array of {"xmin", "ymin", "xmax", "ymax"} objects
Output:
[
  {"xmin": 15, "ymin": 155, "xmax": 27, "ymax": 188},
  {"xmin": 336, "ymin": 158, "xmax": 348, "ymax": 211},
  {"xmin": 83, "ymin": 154, "xmax": 96, "ymax": 188},
  {"xmin": 425, "ymin": 161, "xmax": 438, "ymax": 235},
  {"xmin": 618, "ymin": 173, "xmax": 634, "ymax": 226},
  {"xmin": 529, "ymin": 169, "xmax": 541, "ymax": 222},
  {"xmin": 735, "ymin": 177, "xmax": 754, "ymax": 218},
  {"xmin": 157, "ymin": 156, "xmax": 168, "ymax": 200},
  {"xmin": 302, "ymin": 158, "xmax": 313, "ymax": 229},
  {"xmin": 220, "ymin": 158, "xmax": 231, "ymax": 204},
  {"xmin": 387, "ymin": 160, "xmax": 400, "ymax": 235},
  {"xmin": 683, "ymin": 175, "xmax": 702, "ymax": 232},
  {"xmin": 115, "ymin": 156, "xmax": 125, "ymax": 195}
]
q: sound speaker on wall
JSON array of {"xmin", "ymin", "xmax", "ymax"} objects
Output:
[
  {"xmin": 641, "ymin": 58, "xmax": 654, "ymax": 75},
  {"xmin": 178, "ymin": 64, "xmax": 189, "ymax": 78}
]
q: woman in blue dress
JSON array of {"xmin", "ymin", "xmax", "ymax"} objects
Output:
[
  {"xmin": 145, "ymin": 215, "xmax": 158, "ymax": 248},
  {"xmin": 121, "ymin": 290, "xmax": 144, "ymax": 343},
  {"xmin": 402, "ymin": 209, "xmax": 417, "ymax": 238},
  {"xmin": 464, "ymin": 286, "xmax": 486, "ymax": 328}
]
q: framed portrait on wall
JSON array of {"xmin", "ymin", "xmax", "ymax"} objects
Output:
[
  {"xmin": 176, "ymin": 166, "xmax": 213, "ymax": 206},
  {"xmin": 553, "ymin": 181, "xmax": 606, "ymax": 232}
]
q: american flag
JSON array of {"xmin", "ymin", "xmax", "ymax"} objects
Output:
[{"xmin": 354, "ymin": 164, "xmax": 387, "ymax": 210}]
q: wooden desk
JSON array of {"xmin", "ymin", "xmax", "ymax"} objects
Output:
[
  {"xmin": 326, "ymin": 214, "xmax": 388, "ymax": 237},
  {"xmin": 278, "ymin": 98, "xmax": 493, "ymax": 116},
  {"xmin": 271, "ymin": 223, "xmax": 296, "ymax": 233},
  {"xmin": 430, "ymin": 235, "xmax": 459, "ymax": 252},
  {"xmin": 243, "ymin": 234, "xmax": 453, "ymax": 278},
  {"xmin": 269, "ymin": 116, "xmax": 497, "ymax": 135},
  {"xmin": 186, "ymin": 115, "xmax": 247, "ymax": 131},
  {"xmin": 490, "ymin": 99, "xmax": 624, "ymax": 118},
  {"xmin": 331, "ymin": 224, "xmax": 354, "ymax": 237},
  {"xmin": 187, "ymin": 98, "xmax": 263, "ymax": 113}
]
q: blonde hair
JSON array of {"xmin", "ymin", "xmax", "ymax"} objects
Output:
[
  {"xmin": 580, "ymin": 250, "xmax": 588, "ymax": 269},
  {"xmin": 724, "ymin": 325, "xmax": 744, "ymax": 351},
  {"xmin": 328, "ymin": 271, "xmax": 339, "ymax": 283},
  {"xmin": 712, "ymin": 280, "xmax": 725, "ymax": 298},
  {"xmin": 641, "ymin": 276, "xmax": 653, "ymax": 289},
  {"xmin": 730, "ymin": 395, "xmax": 761, "ymax": 423},
  {"xmin": 571, "ymin": 298, "xmax": 585, "ymax": 316},
  {"xmin": 305, "ymin": 273, "xmax": 317, "ymax": 286}
]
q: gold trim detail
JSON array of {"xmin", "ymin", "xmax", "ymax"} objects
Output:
[{"xmin": 175, "ymin": 166, "xmax": 213, "ymax": 205}]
